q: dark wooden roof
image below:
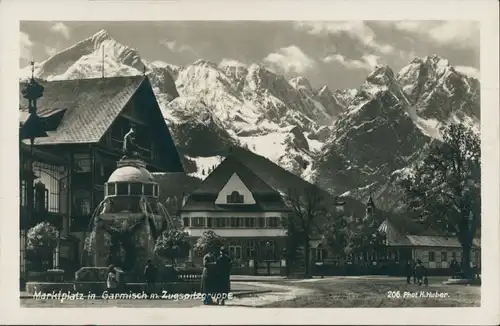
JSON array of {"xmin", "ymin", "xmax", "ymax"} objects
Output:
[
  {"xmin": 19, "ymin": 75, "xmax": 184, "ymax": 173},
  {"xmin": 19, "ymin": 76, "xmax": 145, "ymax": 145},
  {"xmin": 180, "ymin": 154, "xmax": 290, "ymax": 212}
]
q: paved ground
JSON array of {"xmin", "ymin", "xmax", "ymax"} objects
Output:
[{"xmin": 20, "ymin": 276, "xmax": 480, "ymax": 308}]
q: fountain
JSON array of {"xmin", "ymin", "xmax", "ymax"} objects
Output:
[{"xmin": 81, "ymin": 127, "xmax": 176, "ymax": 281}]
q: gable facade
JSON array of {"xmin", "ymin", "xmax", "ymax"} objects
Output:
[
  {"xmin": 215, "ymin": 173, "xmax": 256, "ymax": 205},
  {"xmin": 179, "ymin": 155, "xmax": 291, "ymax": 272}
]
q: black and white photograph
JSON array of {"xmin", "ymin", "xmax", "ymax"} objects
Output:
[{"xmin": 1, "ymin": 0, "xmax": 499, "ymax": 325}]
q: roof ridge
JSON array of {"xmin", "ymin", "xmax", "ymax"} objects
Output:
[{"xmin": 96, "ymin": 77, "xmax": 146, "ymax": 143}]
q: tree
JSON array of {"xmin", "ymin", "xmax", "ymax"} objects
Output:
[
  {"xmin": 26, "ymin": 222, "xmax": 59, "ymax": 271},
  {"xmin": 284, "ymin": 185, "xmax": 330, "ymax": 278},
  {"xmin": 193, "ymin": 230, "xmax": 225, "ymax": 255},
  {"xmin": 324, "ymin": 213, "xmax": 351, "ymax": 261},
  {"xmin": 281, "ymin": 214, "xmax": 301, "ymax": 276},
  {"xmin": 400, "ymin": 123, "xmax": 480, "ymax": 277},
  {"xmin": 345, "ymin": 217, "xmax": 386, "ymax": 262},
  {"xmin": 154, "ymin": 229, "xmax": 191, "ymax": 266}
]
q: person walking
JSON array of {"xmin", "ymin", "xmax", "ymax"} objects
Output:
[
  {"xmin": 414, "ymin": 260, "xmax": 427, "ymax": 286},
  {"xmin": 216, "ymin": 247, "xmax": 232, "ymax": 305},
  {"xmin": 201, "ymin": 247, "xmax": 217, "ymax": 305},
  {"xmin": 144, "ymin": 259, "xmax": 156, "ymax": 296},
  {"xmin": 106, "ymin": 265, "xmax": 119, "ymax": 295},
  {"xmin": 405, "ymin": 260, "xmax": 413, "ymax": 284}
]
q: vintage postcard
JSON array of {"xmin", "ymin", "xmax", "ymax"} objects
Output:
[{"xmin": 0, "ymin": 0, "xmax": 499, "ymax": 325}]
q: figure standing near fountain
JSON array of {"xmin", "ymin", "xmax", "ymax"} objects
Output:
[
  {"xmin": 106, "ymin": 265, "xmax": 119, "ymax": 294},
  {"xmin": 144, "ymin": 259, "xmax": 157, "ymax": 295}
]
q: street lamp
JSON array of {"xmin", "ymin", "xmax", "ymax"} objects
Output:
[{"xmin": 19, "ymin": 61, "xmax": 47, "ymax": 290}]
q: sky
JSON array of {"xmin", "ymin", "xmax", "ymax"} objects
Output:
[{"xmin": 20, "ymin": 21, "xmax": 480, "ymax": 90}]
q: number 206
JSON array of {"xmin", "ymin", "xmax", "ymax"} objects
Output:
[{"xmin": 387, "ymin": 291, "xmax": 401, "ymax": 298}]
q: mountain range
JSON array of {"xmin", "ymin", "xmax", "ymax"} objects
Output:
[{"xmin": 20, "ymin": 29, "xmax": 480, "ymax": 212}]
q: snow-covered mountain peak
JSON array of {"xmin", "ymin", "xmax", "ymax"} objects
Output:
[
  {"xmin": 20, "ymin": 29, "xmax": 146, "ymax": 81},
  {"xmin": 192, "ymin": 59, "xmax": 218, "ymax": 69},
  {"xmin": 90, "ymin": 29, "xmax": 112, "ymax": 45},
  {"xmin": 289, "ymin": 76, "xmax": 313, "ymax": 91},
  {"xmin": 317, "ymin": 85, "xmax": 330, "ymax": 96},
  {"xmin": 366, "ymin": 65, "xmax": 396, "ymax": 86}
]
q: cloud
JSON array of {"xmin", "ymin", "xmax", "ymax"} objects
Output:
[
  {"xmin": 323, "ymin": 53, "xmax": 380, "ymax": 71},
  {"xmin": 382, "ymin": 21, "xmax": 479, "ymax": 48},
  {"xmin": 295, "ymin": 21, "xmax": 395, "ymax": 55},
  {"xmin": 219, "ymin": 58, "xmax": 247, "ymax": 68},
  {"xmin": 263, "ymin": 45, "xmax": 316, "ymax": 74},
  {"xmin": 44, "ymin": 46, "xmax": 57, "ymax": 57},
  {"xmin": 160, "ymin": 39, "xmax": 194, "ymax": 53},
  {"xmin": 455, "ymin": 65, "xmax": 480, "ymax": 79},
  {"xmin": 20, "ymin": 32, "xmax": 33, "ymax": 61},
  {"xmin": 50, "ymin": 22, "xmax": 71, "ymax": 39}
]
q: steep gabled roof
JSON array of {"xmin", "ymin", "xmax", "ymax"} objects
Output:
[
  {"xmin": 181, "ymin": 154, "xmax": 289, "ymax": 212},
  {"xmin": 19, "ymin": 75, "xmax": 145, "ymax": 145},
  {"xmin": 191, "ymin": 154, "xmax": 278, "ymax": 196}
]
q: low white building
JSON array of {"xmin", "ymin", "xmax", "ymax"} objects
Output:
[{"xmin": 378, "ymin": 218, "xmax": 481, "ymax": 269}]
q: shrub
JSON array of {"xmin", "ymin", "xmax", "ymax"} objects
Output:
[
  {"xmin": 193, "ymin": 230, "xmax": 224, "ymax": 255},
  {"xmin": 27, "ymin": 222, "xmax": 59, "ymax": 250},
  {"xmin": 154, "ymin": 229, "xmax": 190, "ymax": 266}
]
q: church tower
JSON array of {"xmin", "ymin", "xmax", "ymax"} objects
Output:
[{"xmin": 365, "ymin": 195, "xmax": 375, "ymax": 218}]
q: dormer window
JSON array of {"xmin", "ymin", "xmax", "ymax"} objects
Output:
[{"xmin": 227, "ymin": 191, "xmax": 244, "ymax": 204}]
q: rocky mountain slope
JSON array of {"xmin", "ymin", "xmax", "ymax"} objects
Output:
[
  {"xmin": 310, "ymin": 56, "xmax": 480, "ymax": 210},
  {"xmin": 20, "ymin": 30, "xmax": 480, "ymax": 211}
]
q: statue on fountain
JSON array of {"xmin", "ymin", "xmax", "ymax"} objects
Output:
[{"xmin": 122, "ymin": 125, "xmax": 140, "ymax": 160}]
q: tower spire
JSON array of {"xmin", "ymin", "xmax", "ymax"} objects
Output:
[{"xmin": 30, "ymin": 59, "xmax": 35, "ymax": 80}]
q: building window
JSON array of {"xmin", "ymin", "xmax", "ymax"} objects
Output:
[
  {"xmin": 144, "ymin": 184, "xmax": 153, "ymax": 196},
  {"xmin": 130, "ymin": 183, "xmax": 142, "ymax": 196},
  {"xmin": 246, "ymin": 241, "xmax": 256, "ymax": 258},
  {"xmin": 244, "ymin": 217, "xmax": 255, "ymax": 228},
  {"xmin": 191, "ymin": 217, "xmax": 205, "ymax": 227},
  {"xmin": 267, "ymin": 217, "xmax": 279, "ymax": 228},
  {"xmin": 451, "ymin": 252, "xmax": 456, "ymax": 260},
  {"xmin": 107, "ymin": 183, "xmax": 116, "ymax": 196},
  {"xmin": 229, "ymin": 246, "xmax": 242, "ymax": 260},
  {"xmin": 259, "ymin": 241, "xmax": 275, "ymax": 259},
  {"xmin": 441, "ymin": 252, "xmax": 447, "ymax": 262},
  {"xmin": 227, "ymin": 191, "xmax": 244, "ymax": 204},
  {"xmin": 428, "ymin": 251, "xmax": 435, "ymax": 262},
  {"xmin": 183, "ymin": 218, "xmax": 190, "ymax": 227},
  {"xmin": 34, "ymin": 182, "xmax": 48, "ymax": 212},
  {"xmin": 207, "ymin": 217, "xmax": 213, "ymax": 228},
  {"xmin": 230, "ymin": 218, "xmax": 242, "ymax": 228},
  {"xmin": 20, "ymin": 180, "xmax": 27, "ymax": 207},
  {"xmin": 116, "ymin": 183, "xmax": 128, "ymax": 195},
  {"xmin": 215, "ymin": 218, "xmax": 226, "ymax": 228},
  {"xmin": 258, "ymin": 217, "xmax": 265, "ymax": 228},
  {"xmin": 316, "ymin": 245, "xmax": 325, "ymax": 261},
  {"xmin": 74, "ymin": 154, "xmax": 91, "ymax": 173}
]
